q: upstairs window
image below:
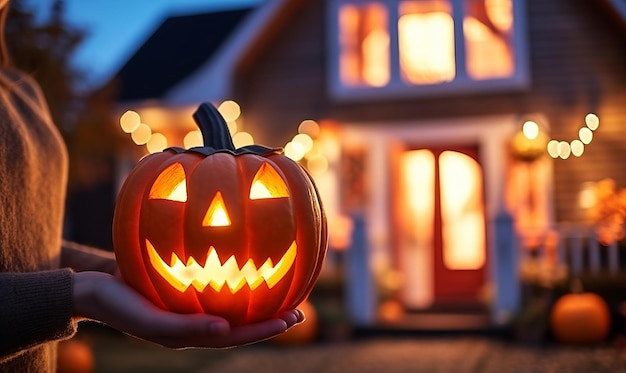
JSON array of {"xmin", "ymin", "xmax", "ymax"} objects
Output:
[{"xmin": 328, "ymin": 0, "xmax": 528, "ymax": 100}]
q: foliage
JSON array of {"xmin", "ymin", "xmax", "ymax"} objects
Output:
[
  {"xmin": 6, "ymin": 0, "xmax": 84, "ymax": 131},
  {"xmin": 589, "ymin": 178, "xmax": 626, "ymax": 245},
  {"xmin": 6, "ymin": 0, "xmax": 126, "ymax": 186}
]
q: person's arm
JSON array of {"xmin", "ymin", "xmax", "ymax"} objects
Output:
[
  {"xmin": 0, "ymin": 270, "xmax": 76, "ymax": 362},
  {"xmin": 60, "ymin": 239, "xmax": 118, "ymax": 275}
]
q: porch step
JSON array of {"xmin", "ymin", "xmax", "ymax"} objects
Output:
[{"xmin": 353, "ymin": 312, "xmax": 507, "ymax": 338}]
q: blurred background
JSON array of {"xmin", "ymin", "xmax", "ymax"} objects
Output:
[{"xmin": 8, "ymin": 0, "xmax": 626, "ymax": 371}]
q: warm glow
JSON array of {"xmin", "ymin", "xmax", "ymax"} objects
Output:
[
  {"xmin": 399, "ymin": 2, "xmax": 455, "ymax": 84},
  {"xmin": 203, "ymin": 192, "xmax": 231, "ymax": 227},
  {"xmin": 120, "ymin": 110, "xmax": 141, "ymax": 133},
  {"xmin": 218, "ymin": 100, "xmax": 241, "ymax": 122},
  {"xmin": 146, "ymin": 239, "xmax": 297, "ymax": 293},
  {"xmin": 284, "ymin": 141, "xmax": 305, "ymax": 161},
  {"xmin": 399, "ymin": 150, "xmax": 435, "ymax": 308},
  {"xmin": 149, "ymin": 163, "xmax": 187, "ymax": 202},
  {"xmin": 578, "ymin": 182, "xmax": 597, "ymax": 209},
  {"xmin": 146, "ymin": 133, "xmax": 168, "ymax": 154},
  {"xmin": 131, "ymin": 123, "xmax": 152, "ymax": 145},
  {"xmin": 298, "ymin": 120, "xmax": 320, "ymax": 138},
  {"xmin": 439, "ymin": 151, "xmax": 485, "ymax": 270},
  {"xmin": 522, "ymin": 120, "xmax": 539, "ymax": 140},
  {"xmin": 547, "ymin": 140, "xmax": 559, "ymax": 158},
  {"xmin": 464, "ymin": 0, "xmax": 514, "ymax": 81},
  {"xmin": 307, "ymin": 154, "xmax": 328, "ymax": 175},
  {"xmin": 293, "ymin": 134, "xmax": 314, "ymax": 154},
  {"xmin": 232, "ymin": 132, "xmax": 254, "ymax": 148},
  {"xmin": 484, "ymin": 0, "xmax": 513, "ymax": 32},
  {"xmin": 339, "ymin": 3, "xmax": 390, "ymax": 87},
  {"xmin": 585, "ymin": 113, "xmax": 599, "ymax": 131},
  {"xmin": 570, "ymin": 139, "xmax": 584, "ymax": 157},
  {"xmin": 250, "ymin": 163, "xmax": 289, "ymax": 200},
  {"xmin": 579, "ymin": 127, "xmax": 593, "ymax": 144},
  {"xmin": 184, "ymin": 130, "xmax": 203, "ymax": 148},
  {"xmin": 362, "ymin": 29, "xmax": 390, "ymax": 86}
]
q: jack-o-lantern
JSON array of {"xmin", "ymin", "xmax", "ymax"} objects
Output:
[{"xmin": 113, "ymin": 103, "xmax": 327, "ymax": 325}]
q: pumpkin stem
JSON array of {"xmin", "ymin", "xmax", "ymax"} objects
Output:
[{"xmin": 193, "ymin": 103, "xmax": 236, "ymax": 151}]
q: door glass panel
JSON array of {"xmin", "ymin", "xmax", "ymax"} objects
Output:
[
  {"xmin": 463, "ymin": 0, "xmax": 515, "ymax": 80},
  {"xmin": 439, "ymin": 151, "xmax": 486, "ymax": 270},
  {"xmin": 399, "ymin": 149, "xmax": 435, "ymax": 308}
]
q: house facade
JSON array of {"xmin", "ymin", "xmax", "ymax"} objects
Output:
[{"xmin": 112, "ymin": 0, "xmax": 626, "ymax": 329}]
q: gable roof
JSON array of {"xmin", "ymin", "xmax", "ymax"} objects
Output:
[
  {"xmin": 112, "ymin": 7, "xmax": 253, "ymax": 103},
  {"xmin": 114, "ymin": 0, "xmax": 626, "ymax": 106}
]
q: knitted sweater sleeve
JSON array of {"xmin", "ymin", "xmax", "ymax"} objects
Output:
[{"xmin": 0, "ymin": 269, "xmax": 77, "ymax": 362}]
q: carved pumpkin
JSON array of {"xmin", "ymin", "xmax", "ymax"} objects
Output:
[
  {"xmin": 549, "ymin": 290, "xmax": 611, "ymax": 344},
  {"xmin": 113, "ymin": 103, "xmax": 327, "ymax": 325}
]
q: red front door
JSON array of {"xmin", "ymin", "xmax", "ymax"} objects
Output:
[{"xmin": 393, "ymin": 145, "xmax": 487, "ymax": 310}]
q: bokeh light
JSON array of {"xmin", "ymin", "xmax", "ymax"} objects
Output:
[
  {"xmin": 184, "ymin": 130, "xmax": 203, "ymax": 148},
  {"xmin": 232, "ymin": 132, "xmax": 254, "ymax": 148},
  {"xmin": 522, "ymin": 120, "xmax": 539, "ymax": 140},
  {"xmin": 284, "ymin": 141, "xmax": 305, "ymax": 161},
  {"xmin": 547, "ymin": 140, "xmax": 559, "ymax": 158},
  {"xmin": 557, "ymin": 141, "xmax": 571, "ymax": 159},
  {"xmin": 298, "ymin": 120, "xmax": 320, "ymax": 138},
  {"xmin": 120, "ymin": 110, "xmax": 140, "ymax": 133},
  {"xmin": 218, "ymin": 100, "xmax": 241, "ymax": 122},
  {"xmin": 146, "ymin": 133, "xmax": 168, "ymax": 153},
  {"xmin": 579, "ymin": 127, "xmax": 593, "ymax": 144},
  {"xmin": 585, "ymin": 113, "xmax": 599, "ymax": 131},
  {"xmin": 570, "ymin": 139, "xmax": 584, "ymax": 157},
  {"xmin": 131, "ymin": 123, "xmax": 152, "ymax": 145},
  {"xmin": 293, "ymin": 133, "xmax": 314, "ymax": 154}
]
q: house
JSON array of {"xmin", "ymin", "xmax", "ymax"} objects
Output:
[{"xmin": 110, "ymin": 0, "xmax": 626, "ymax": 331}]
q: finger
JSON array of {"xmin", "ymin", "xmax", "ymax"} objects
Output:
[
  {"xmin": 277, "ymin": 309, "xmax": 305, "ymax": 328},
  {"xmin": 209, "ymin": 318, "xmax": 289, "ymax": 348}
]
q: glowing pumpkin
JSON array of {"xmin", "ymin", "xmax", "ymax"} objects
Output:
[{"xmin": 113, "ymin": 103, "xmax": 327, "ymax": 325}]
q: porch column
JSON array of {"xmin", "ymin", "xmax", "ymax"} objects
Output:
[
  {"xmin": 491, "ymin": 210, "xmax": 520, "ymax": 325},
  {"xmin": 346, "ymin": 213, "xmax": 375, "ymax": 325}
]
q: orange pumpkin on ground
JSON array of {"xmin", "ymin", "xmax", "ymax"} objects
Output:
[
  {"xmin": 56, "ymin": 339, "xmax": 95, "ymax": 373},
  {"xmin": 113, "ymin": 103, "xmax": 327, "ymax": 325},
  {"xmin": 549, "ymin": 289, "xmax": 611, "ymax": 344}
]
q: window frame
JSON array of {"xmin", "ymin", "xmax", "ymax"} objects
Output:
[{"xmin": 326, "ymin": 0, "xmax": 530, "ymax": 101}]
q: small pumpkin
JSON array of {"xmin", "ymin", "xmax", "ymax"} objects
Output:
[
  {"xmin": 113, "ymin": 103, "xmax": 327, "ymax": 325},
  {"xmin": 549, "ymin": 281, "xmax": 611, "ymax": 344},
  {"xmin": 56, "ymin": 339, "xmax": 95, "ymax": 373}
]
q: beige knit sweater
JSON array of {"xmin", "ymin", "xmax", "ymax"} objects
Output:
[{"xmin": 0, "ymin": 68, "xmax": 76, "ymax": 372}]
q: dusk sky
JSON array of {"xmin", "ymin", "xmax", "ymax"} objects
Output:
[{"xmin": 25, "ymin": 0, "xmax": 261, "ymax": 88}]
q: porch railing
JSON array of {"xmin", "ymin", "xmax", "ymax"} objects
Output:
[{"xmin": 519, "ymin": 223, "xmax": 626, "ymax": 283}]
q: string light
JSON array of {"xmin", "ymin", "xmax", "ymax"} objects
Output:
[{"xmin": 547, "ymin": 113, "xmax": 599, "ymax": 160}]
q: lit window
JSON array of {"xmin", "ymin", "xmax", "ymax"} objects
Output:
[
  {"xmin": 464, "ymin": 0, "xmax": 515, "ymax": 80},
  {"xmin": 330, "ymin": 0, "xmax": 527, "ymax": 98},
  {"xmin": 339, "ymin": 3, "xmax": 390, "ymax": 87},
  {"xmin": 399, "ymin": 1, "xmax": 456, "ymax": 84}
]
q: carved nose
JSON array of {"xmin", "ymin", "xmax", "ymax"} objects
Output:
[{"xmin": 202, "ymin": 191, "xmax": 231, "ymax": 227}]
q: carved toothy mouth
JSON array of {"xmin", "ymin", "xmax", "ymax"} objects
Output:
[{"xmin": 146, "ymin": 239, "xmax": 297, "ymax": 293}]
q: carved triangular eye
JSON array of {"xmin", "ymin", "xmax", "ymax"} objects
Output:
[
  {"xmin": 149, "ymin": 163, "xmax": 187, "ymax": 202},
  {"xmin": 203, "ymin": 192, "xmax": 231, "ymax": 227},
  {"xmin": 249, "ymin": 162, "xmax": 289, "ymax": 200}
]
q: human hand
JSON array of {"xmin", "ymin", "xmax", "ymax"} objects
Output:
[{"xmin": 72, "ymin": 271, "xmax": 304, "ymax": 349}]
